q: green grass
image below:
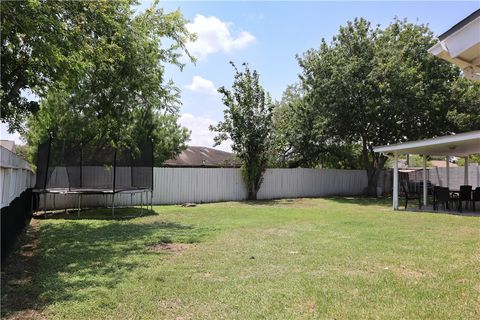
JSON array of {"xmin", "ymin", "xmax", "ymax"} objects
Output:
[{"xmin": 2, "ymin": 198, "xmax": 479, "ymax": 319}]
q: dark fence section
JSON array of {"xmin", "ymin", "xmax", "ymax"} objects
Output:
[{"xmin": 1, "ymin": 189, "xmax": 33, "ymax": 263}]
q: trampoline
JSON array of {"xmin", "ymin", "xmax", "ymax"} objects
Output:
[{"xmin": 33, "ymin": 137, "xmax": 154, "ymax": 216}]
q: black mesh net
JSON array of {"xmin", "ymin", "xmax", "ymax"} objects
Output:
[{"xmin": 34, "ymin": 139, "xmax": 153, "ymax": 193}]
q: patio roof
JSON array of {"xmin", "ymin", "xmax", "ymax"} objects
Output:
[
  {"xmin": 428, "ymin": 9, "xmax": 480, "ymax": 81},
  {"xmin": 373, "ymin": 131, "xmax": 480, "ymax": 156}
]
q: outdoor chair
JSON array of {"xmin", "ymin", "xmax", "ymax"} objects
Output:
[
  {"xmin": 459, "ymin": 185, "xmax": 472, "ymax": 210},
  {"xmin": 472, "ymin": 187, "xmax": 480, "ymax": 211},
  {"xmin": 401, "ymin": 180, "xmax": 421, "ymax": 210},
  {"xmin": 434, "ymin": 187, "xmax": 458, "ymax": 211}
]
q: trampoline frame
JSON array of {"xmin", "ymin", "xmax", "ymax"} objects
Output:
[{"xmin": 33, "ymin": 137, "xmax": 154, "ymax": 218}]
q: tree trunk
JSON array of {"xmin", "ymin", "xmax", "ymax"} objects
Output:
[
  {"xmin": 247, "ymin": 190, "xmax": 257, "ymax": 201},
  {"xmin": 362, "ymin": 139, "xmax": 386, "ymax": 197},
  {"xmin": 366, "ymin": 167, "xmax": 380, "ymax": 196}
]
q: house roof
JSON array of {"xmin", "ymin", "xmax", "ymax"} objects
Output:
[
  {"xmin": 438, "ymin": 9, "xmax": 480, "ymax": 41},
  {"xmin": 0, "ymin": 140, "xmax": 16, "ymax": 153},
  {"xmin": 163, "ymin": 146, "xmax": 239, "ymax": 167},
  {"xmin": 373, "ymin": 131, "xmax": 480, "ymax": 156},
  {"xmin": 428, "ymin": 9, "xmax": 480, "ymax": 81}
]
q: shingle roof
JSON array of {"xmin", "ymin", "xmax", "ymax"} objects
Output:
[{"xmin": 163, "ymin": 146, "xmax": 239, "ymax": 167}]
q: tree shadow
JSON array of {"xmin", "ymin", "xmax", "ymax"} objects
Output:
[
  {"xmin": 1, "ymin": 217, "xmax": 209, "ymax": 319},
  {"xmin": 34, "ymin": 207, "xmax": 157, "ymax": 221},
  {"xmin": 326, "ymin": 196, "xmax": 392, "ymax": 207},
  {"xmin": 243, "ymin": 199, "xmax": 299, "ymax": 206}
]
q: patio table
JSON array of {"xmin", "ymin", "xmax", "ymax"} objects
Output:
[{"xmin": 433, "ymin": 189, "xmax": 474, "ymax": 213}]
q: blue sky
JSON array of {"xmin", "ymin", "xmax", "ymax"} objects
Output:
[{"xmin": 2, "ymin": 1, "xmax": 479, "ymax": 150}]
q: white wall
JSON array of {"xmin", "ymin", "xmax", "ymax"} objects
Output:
[
  {"xmin": 0, "ymin": 146, "xmax": 35, "ymax": 209},
  {"xmin": 40, "ymin": 167, "xmax": 368, "ymax": 209}
]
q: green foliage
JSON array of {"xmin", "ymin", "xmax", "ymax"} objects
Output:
[
  {"xmin": 295, "ymin": 18, "xmax": 463, "ymax": 194},
  {"xmin": 210, "ymin": 62, "xmax": 273, "ymax": 200},
  {"xmin": 19, "ymin": 0, "xmax": 193, "ymax": 163},
  {"xmin": 456, "ymin": 155, "xmax": 480, "ymax": 166},
  {"xmin": 26, "ymin": 89, "xmax": 190, "ymax": 165},
  {"xmin": 447, "ymin": 77, "xmax": 480, "ymax": 132},
  {"xmin": 272, "ymin": 84, "xmax": 362, "ymax": 169},
  {"xmin": 1, "ymin": 0, "xmax": 136, "ymax": 131}
]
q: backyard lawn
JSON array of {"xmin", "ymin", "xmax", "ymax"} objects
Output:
[{"xmin": 2, "ymin": 198, "xmax": 479, "ymax": 319}]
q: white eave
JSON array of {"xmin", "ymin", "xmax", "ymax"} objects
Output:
[
  {"xmin": 428, "ymin": 10, "xmax": 480, "ymax": 81},
  {"xmin": 373, "ymin": 131, "xmax": 480, "ymax": 156}
]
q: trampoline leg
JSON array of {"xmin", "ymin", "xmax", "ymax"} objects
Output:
[
  {"xmin": 78, "ymin": 194, "xmax": 81, "ymax": 218},
  {"xmin": 112, "ymin": 193, "xmax": 115, "ymax": 217},
  {"xmin": 131, "ymin": 193, "xmax": 133, "ymax": 208},
  {"xmin": 150, "ymin": 190, "xmax": 153, "ymax": 211},
  {"xmin": 53, "ymin": 194, "xmax": 56, "ymax": 212},
  {"xmin": 44, "ymin": 193, "xmax": 47, "ymax": 218}
]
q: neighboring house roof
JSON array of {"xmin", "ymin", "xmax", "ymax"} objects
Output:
[
  {"xmin": 0, "ymin": 140, "xmax": 16, "ymax": 153},
  {"xmin": 163, "ymin": 146, "xmax": 239, "ymax": 167}
]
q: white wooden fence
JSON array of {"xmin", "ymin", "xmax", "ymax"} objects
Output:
[
  {"xmin": 0, "ymin": 146, "xmax": 35, "ymax": 209},
  {"xmin": 40, "ymin": 167, "xmax": 368, "ymax": 209},
  {"xmin": 429, "ymin": 165, "xmax": 480, "ymax": 189}
]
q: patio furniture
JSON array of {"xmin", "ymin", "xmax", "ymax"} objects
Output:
[
  {"xmin": 434, "ymin": 186, "xmax": 458, "ymax": 211},
  {"xmin": 459, "ymin": 185, "xmax": 472, "ymax": 211},
  {"xmin": 401, "ymin": 180, "xmax": 421, "ymax": 210},
  {"xmin": 472, "ymin": 187, "xmax": 480, "ymax": 211}
]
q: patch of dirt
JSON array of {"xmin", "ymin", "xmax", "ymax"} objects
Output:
[
  {"xmin": 157, "ymin": 298, "xmax": 183, "ymax": 309},
  {"xmin": 296, "ymin": 299, "xmax": 317, "ymax": 315},
  {"xmin": 1, "ymin": 221, "xmax": 45, "ymax": 320},
  {"xmin": 3, "ymin": 309, "xmax": 47, "ymax": 320},
  {"xmin": 148, "ymin": 243, "xmax": 190, "ymax": 252},
  {"xmin": 388, "ymin": 265, "xmax": 435, "ymax": 280}
]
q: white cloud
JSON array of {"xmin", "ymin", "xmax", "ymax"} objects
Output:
[
  {"xmin": 185, "ymin": 76, "xmax": 219, "ymax": 96},
  {"xmin": 179, "ymin": 113, "xmax": 231, "ymax": 152},
  {"xmin": 186, "ymin": 14, "xmax": 255, "ymax": 60}
]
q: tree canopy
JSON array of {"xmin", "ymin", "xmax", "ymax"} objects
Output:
[
  {"xmin": 210, "ymin": 62, "xmax": 273, "ymax": 200},
  {"xmin": 281, "ymin": 18, "xmax": 479, "ymax": 194},
  {"xmin": 3, "ymin": 0, "xmax": 194, "ymax": 163}
]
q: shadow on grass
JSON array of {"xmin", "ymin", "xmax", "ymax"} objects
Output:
[
  {"xmin": 34, "ymin": 207, "xmax": 156, "ymax": 221},
  {"xmin": 243, "ymin": 199, "xmax": 299, "ymax": 206},
  {"xmin": 1, "ymin": 216, "xmax": 210, "ymax": 319},
  {"xmin": 326, "ymin": 196, "xmax": 392, "ymax": 207},
  {"xmin": 243, "ymin": 196, "xmax": 393, "ymax": 208}
]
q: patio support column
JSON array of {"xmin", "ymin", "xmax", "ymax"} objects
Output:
[
  {"xmin": 393, "ymin": 152, "xmax": 399, "ymax": 210},
  {"xmin": 446, "ymin": 156, "xmax": 450, "ymax": 188},
  {"xmin": 423, "ymin": 155, "xmax": 428, "ymax": 206},
  {"xmin": 464, "ymin": 156, "xmax": 469, "ymax": 185}
]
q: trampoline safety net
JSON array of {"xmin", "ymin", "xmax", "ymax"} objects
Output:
[{"xmin": 35, "ymin": 139, "xmax": 154, "ymax": 193}]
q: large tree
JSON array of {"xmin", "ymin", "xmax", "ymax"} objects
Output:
[
  {"xmin": 1, "ymin": 0, "xmax": 133, "ymax": 131},
  {"xmin": 15, "ymin": 0, "xmax": 193, "ymax": 161},
  {"xmin": 1, "ymin": 0, "xmax": 193, "ymax": 136},
  {"xmin": 272, "ymin": 84, "xmax": 362, "ymax": 169},
  {"xmin": 447, "ymin": 77, "xmax": 480, "ymax": 132},
  {"xmin": 210, "ymin": 62, "xmax": 273, "ymax": 200},
  {"xmin": 296, "ymin": 18, "xmax": 461, "ymax": 195}
]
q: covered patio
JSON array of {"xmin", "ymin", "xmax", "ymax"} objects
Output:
[{"xmin": 374, "ymin": 131, "xmax": 480, "ymax": 213}]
